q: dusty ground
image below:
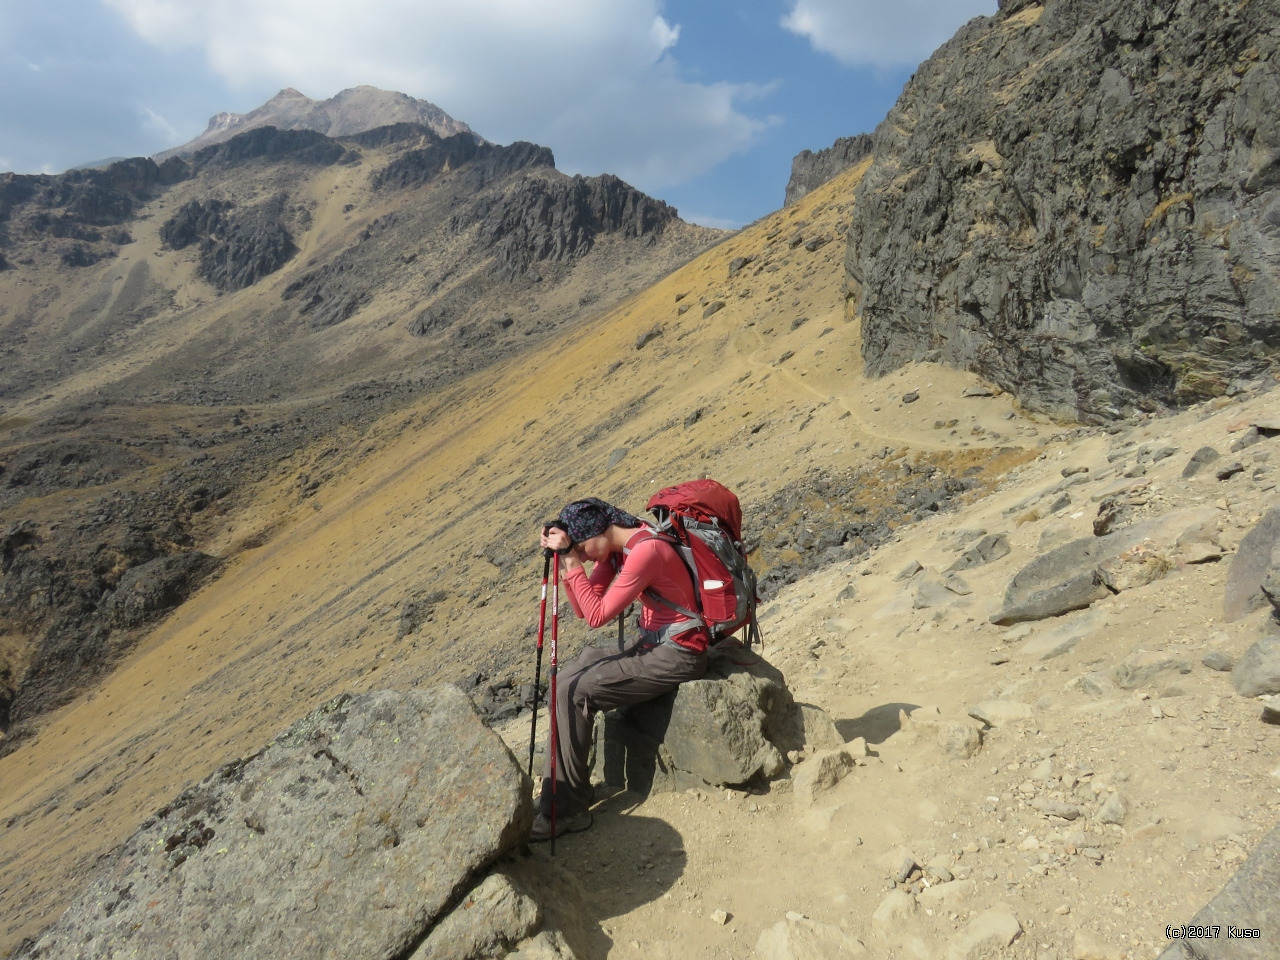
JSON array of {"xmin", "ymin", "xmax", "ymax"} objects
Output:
[{"xmin": 2, "ymin": 159, "xmax": 1278, "ymax": 959}]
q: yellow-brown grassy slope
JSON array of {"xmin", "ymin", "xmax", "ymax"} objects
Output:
[{"xmin": 0, "ymin": 158, "xmax": 1038, "ymax": 951}]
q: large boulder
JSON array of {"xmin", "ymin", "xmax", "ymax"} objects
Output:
[
  {"xmin": 591, "ymin": 650, "xmax": 808, "ymax": 795},
  {"xmin": 1157, "ymin": 821, "xmax": 1280, "ymax": 959},
  {"xmin": 17, "ymin": 687, "xmax": 533, "ymax": 960},
  {"xmin": 1232, "ymin": 633, "xmax": 1280, "ymax": 698},
  {"xmin": 992, "ymin": 508, "xmax": 1215, "ymax": 624},
  {"xmin": 1224, "ymin": 507, "xmax": 1280, "ymax": 622}
]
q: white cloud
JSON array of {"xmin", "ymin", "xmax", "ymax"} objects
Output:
[
  {"xmin": 103, "ymin": 0, "xmax": 769, "ymax": 192},
  {"xmin": 781, "ymin": 0, "xmax": 996, "ymax": 68},
  {"xmin": 140, "ymin": 105, "xmax": 180, "ymax": 143}
]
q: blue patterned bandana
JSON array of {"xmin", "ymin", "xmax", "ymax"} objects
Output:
[{"xmin": 555, "ymin": 498, "xmax": 641, "ymax": 545}]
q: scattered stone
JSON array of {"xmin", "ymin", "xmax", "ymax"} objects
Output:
[
  {"xmin": 1202, "ymin": 651, "xmax": 1235, "ymax": 672},
  {"xmin": 1216, "ymin": 461, "xmax": 1246, "ymax": 480},
  {"xmin": 703, "ymin": 300, "xmax": 726, "ymax": 319},
  {"xmin": 937, "ymin": 721, "xmax": 983, "ymax": 760},
  {"xmin": 799, "ymin": 703, "xmax": 845, "ymax": 750},
  {"xmin": 1224, "ymin": 506, "xmax": 1280, "ymax": 621},
  {"xmin": 1032, "ymin": 798, "xmax": 1083, "ymax": 820},
  {"xmin": 410, "ymin": 870, "xmax": 541, "ymax": 960},
  {"xmin": 962, "ymin": 385, "xmax": 996, "ymax": 397},
  {"xmin": 728, "ymin": 256, "xmax": 754, "ymax": 278},
  {"xmin": 1113, "ymin": 651, "xmax": 1192, "ymax": 690},
  {"xmin": 634, "ymin": 325, "xmax": 662, "ymax": 350},
  {"xmin": 1020, "ymin": 611, "xmax": 1101, "ymax": 661},
  {"xmin": 946, "ymin": 907, "xmax": 1021, "ymax": 960},
  {"xmin": 926, "ymin": 857, "xmax": 954, "ymax": 884},
  {"xmin": 902, "ymin": 390, "xmax": 919, "ymax": 404},
  {"xmin": 1230, "ymin": 427, "xmax": 1264, "ymax": 453},
  {"xmin": 1097, "ymin": 543, "xmax": 1174, "ymax": 593},
  {"xmin": 1262, "ymin": 698, "xmax": 1280, "ymax": 725},
  {"xmin": 895, "ymin": 560, "xmax": 924, "ymax": 581},
  {"xmin": 872, "ymin": 889, "xmax": 918, "ymax": 930},
  {"xmin": 1072, "ymin": 930, "xmax": 1124, "ymax": 960},
  {"xmin": 1081, "ymin": 848, "xmax": 1104, "ymax": 862},
  {"xmin": 710, "ymin": 908, "xmax": 730, "ymax": 925},
  {"xmin": 757, "ymin": 914, "xmax": 867, "ymax": 959},
  {"xmin": 1098, "ymin": 792, "xmax": 1129, "ymax": 825},
  {"xmin": 1231, "ymin": 635, "xmax": 1280, "ymax": 698},
  {"xmin": 967, "ymin": 700, "xmax": 1033, "ymax": 727},
  {"xmin": 792, "ymin": 748, "xmax": 856, "ymax": 808},
  {"xmin": 17, "ymin": 688, "xmax": 533, "ymax": 960},
  {"xmin": 948, "ymin": 533, "xmax": 1011, "ymax": 572},
  {"xmin": 1182, "ymin": 446, "xmax": 1221, "ymax": 479},
  {"xmin": 893, "ymin": 853, "xmax": 921, "ymax": 885},
  {"xmin": 1062, "ymin": 466, "xmax": 1090, "ymax": 477}
]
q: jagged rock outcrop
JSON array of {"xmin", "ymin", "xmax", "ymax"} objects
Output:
[
  {"xmin": 785, "ymin": 133, "xmax": 873, "ymax": 206},
  {"xmin": 473, "ymin": 172, "xmax": 677, "ymax": 278},
  {"xmin": 189, "ymin": 126, "xmax": 351, "ymax": 171},
  {"xmin": 373, "ymin": 135, "xmax": 553, "ymax": 192},
  {"xmin": 161, "ymin": 193, "xmax": 298, "ymax": 291},
  {"xmin": 16, "ymin": 687, "xmax": 534, "ymax": 960},
  {"xmin": 846, "ymin": 0, "xmax": 1280, "ymax": 421}
]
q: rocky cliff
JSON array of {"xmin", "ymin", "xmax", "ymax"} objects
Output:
[
  {"xmin": 846, "ymin": 0, "xmax": 1280, "ymax": 421},
  {"xmin": 784, "ymin": 133, "xmax": 872, "ymax": 206}
]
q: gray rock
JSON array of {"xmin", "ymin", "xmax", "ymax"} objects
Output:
[
  {"xmin": 592, "ymin": 653, "xmax": 802, "ymax": 794},
  {"xmin": 1231, "ymin": 634, "xmax": 1280, "ymax": 698},
  {"xmin": 784, "ymin": 133, "xmax": 873, "ymax": 206},
  {"xmin": 1203, "ymin": 651, "xmax": 1236, "ymax": 672},
  {"xmin": 913, "ymin": 572, "xmax": 971, "ymax": 609},
  {"xmin": 1224, "ymin": 506, "xmax": 1280, "ymax": 621},
  {"xmin": 1217, "ymin": 461, "xmax": 1246, "ymax": 481},
  {"xmin": 846, "ymin": 0, "xmax": 1280, "ymax": 422},
  {"xmin": 1183, "ymin": 446, "xmax": 1221, "ymax": 478},
  {"xmin": 993, "ymin": 509, "xmax": 1216, "ymax": 624},
  {"xmin": 895, "ymin": 560, "xmax": 924, "ymax": 581},
  {"xmin": 1156, "ymin": 822, "xmax": 1280, "ymax": 959},
  {"xmin": 947, "ymin": 533, "xmax": 1012, "ymax": 572},
  {"xmin": 702, "ymin": 300, "xmax": 726, "ymax": 319},
  {"xmin": 1114, "ymin": 651, "xmax": 1192, "ymax": 690},
  {"xmin": 18, "ymin": 688, "xmax": 533, "ymax": 960},
  {"xmin": 799, "ymin": 702, "xmax": 846, "ymax": 750},
  {"xmin": 1263, "ymin": 698, "xmax": 1280, "ymax": 725},
  {"xmin": 410, "ymin": 870, "xmax": 541, "ymax": 960},
  {"xmin": 947, "ymin": 908, "xmax": 1022, "ymax": 960},
  {"xmin": 1020, "ymin": 611, "xmax": 1101, "ymax": 660},
  {"xmin": 1098, "ymin": 792, "xmax": 1130, "ymax": 826},
  {"xmin": 938, "ymin": 721, "xmax": 983, "ymax": 760},
  {"xmin": 792, "ymin": 748, "xmax": 856, "ymax": 807},
  {"xmin": 757, "ymin": 913, "xmax": 868, "ymax": 959},
  {"xmin": 1032, "ymin": 798, "xmax": 1082, "ymax": 820},
  {"xmin": 967, "ymin": 700, "xmax": 1033, "ymax": 727}
]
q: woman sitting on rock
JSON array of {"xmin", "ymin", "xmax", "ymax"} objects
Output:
[{"xmin": 533, "ymin": 497, "xmax": 708, "ymax": 841}]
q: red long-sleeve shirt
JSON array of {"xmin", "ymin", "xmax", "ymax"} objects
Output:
[{"xmin": 561, "ymin": 527, "xmax": 707, "ymax": 652}]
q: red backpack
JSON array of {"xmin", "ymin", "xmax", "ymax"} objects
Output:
[{"xmin": 644, "ymin": 479, "xmax": 762, "ymax": 649}]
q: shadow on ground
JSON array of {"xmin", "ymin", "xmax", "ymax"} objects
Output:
[{"xmin": 837, "ymin": 702, "xmax": 920, "ymax": 745}]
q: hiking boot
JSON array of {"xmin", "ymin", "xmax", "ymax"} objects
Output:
[{"xmin": 529, "ymin": 810, "xmax": 592, "ymax": 842}]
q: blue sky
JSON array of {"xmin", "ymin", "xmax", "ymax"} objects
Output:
[{"xmin": 0, "ymin": 0, "xmax": 996, "ymax": 228}]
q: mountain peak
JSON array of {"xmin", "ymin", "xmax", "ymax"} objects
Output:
[{"xmin": 158, "ymin": 85, "xmax": 479, "ymax": 161}]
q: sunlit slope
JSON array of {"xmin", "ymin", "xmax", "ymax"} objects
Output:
[{"xmin": 0, "ymin": 158, "xmax": 1033, "ymax": 950}]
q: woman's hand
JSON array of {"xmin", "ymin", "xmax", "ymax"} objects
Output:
[{"xmin": 540, "ymin": 527, "xmax": 584, "ymax": 571}]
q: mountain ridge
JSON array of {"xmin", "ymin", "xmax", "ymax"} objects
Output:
[{"xmin": 154, "ymin": 85, "xmax": 480, "ymax": 162}]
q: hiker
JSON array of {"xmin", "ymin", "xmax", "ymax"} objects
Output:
[{"xmin": 532, "ymin": 497, "xmax": 709, "ymax": 841}]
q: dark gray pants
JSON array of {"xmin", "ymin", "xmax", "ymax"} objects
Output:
[{"xmin": 541, "ymin": 639, "xmax": 707, "ymax": 816}]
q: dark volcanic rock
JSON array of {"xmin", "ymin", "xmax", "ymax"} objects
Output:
[
  {"xmin": 472, "ymin": 171, "xmax": 677, "ymax": 278},
  {"xmin": 103, "ymin": 552, "xmax": 222, "ymax": 628},
  {"xmin": 190, "ymin": 126, "xmax": 348, "ymax": 171},
  {"xmin": 1224, "ymin": 506, "xmax": 1280, "ymax": 622},
  {"xmin": 372, "ymin": 135, "xmax": 552, "ymax": 192},
  {"xmin": 785, "ymin": 133, "xmax": 873, "ymax": 206},
  {"xmin": 1157, "ymin": 821, "xmax": 1280, "ymax": 960},
  {"xmin": 847, "ymin": 0, "xmax": 1280, "ymax": 421},
  {"xmin": 15, "ymin": 687, "xmax": 533, "ymax": 960},
  {"xmin": 161, "ymin": 193, "xmax": 297, "ymax": 291}
]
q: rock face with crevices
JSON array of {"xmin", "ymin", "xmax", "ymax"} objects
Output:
[
  {"xmin": 16, "ymin": 687, "xmax": 532, "ymax": 960},
  {"xmin": 846, "ymin": 0, "xmax": 1280, "ymax": 421}
]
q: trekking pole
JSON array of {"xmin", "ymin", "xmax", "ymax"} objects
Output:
[
  {"xmin": 548, "ymin": 551, "xmax": 561, "ymax": 856},
  {"xmin": 526, "ymin": 547, "xmax": 552, "ymax": 782}
]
